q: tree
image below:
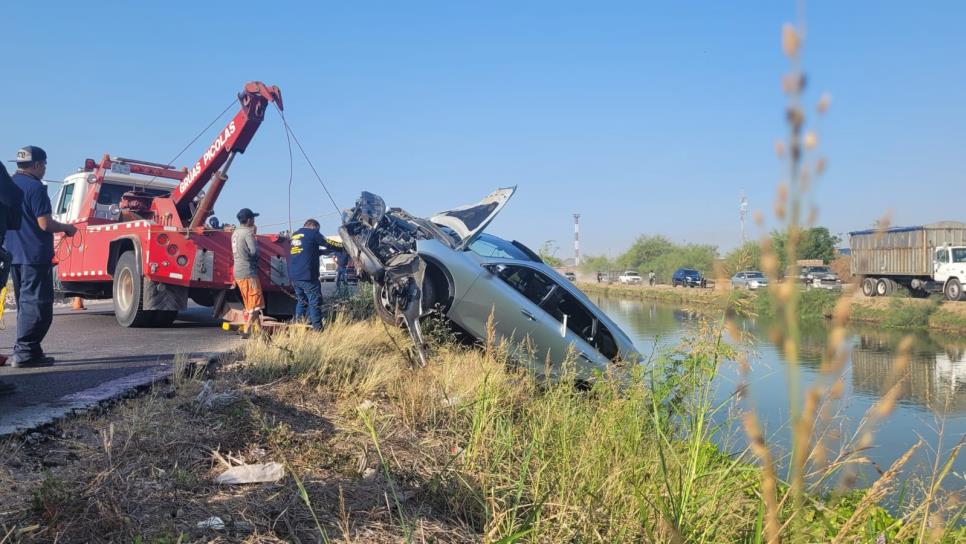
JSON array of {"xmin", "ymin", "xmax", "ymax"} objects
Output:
[
  {"xmin": 799, "ymin": 227, "xmax": 840, "ymax": 263},
  {"xmin": 539, "ymin": 240, "xmax": 562, "ymax": 267},
  {"xmin": 616, "ymin": 235, "xmax": 674, "ymax": 271},
  {"xmin": 580, "ymin": 254, "xmax": 614, "ymax": 273},
  {"xmin": 723, "ymin": 241, "xmax": 762, "ymax": 276}
]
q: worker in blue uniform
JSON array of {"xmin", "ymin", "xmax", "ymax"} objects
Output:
[{"xmin": 288, "ymin": 218, "xmax": 330, "ymax": 330}]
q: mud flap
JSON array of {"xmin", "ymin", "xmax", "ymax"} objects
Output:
[
  {"xmin": 142, "ymin": 279, "xmax": 188, "ymax": 311},
  {"xmin": 384, "ymin": 253, "xmax": 429, "ymax": 365}
]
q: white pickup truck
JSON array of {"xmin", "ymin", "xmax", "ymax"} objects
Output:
[{"xmin": 618, "ymin": 271, "xmax": 643, "ymax": 284}]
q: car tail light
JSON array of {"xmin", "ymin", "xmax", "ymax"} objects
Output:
[
  {"xmin": 176, "ymin": 255, "xmax": 188, "ymax": 267},
  {"xmin": 157, "ymin": 233, "xmax": 169, "ymax": 245},
  {"xmin": 166, "ymin": 244, "xmax": 178, "ymax": 256}
]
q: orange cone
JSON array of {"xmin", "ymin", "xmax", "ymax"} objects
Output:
[{"xmin": 72, "ymin": 297, "xmax": 86, "ymax": 311}]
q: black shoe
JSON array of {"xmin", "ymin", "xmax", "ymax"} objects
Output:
[
  {"xmin": 0, "ymin": 380, "xmax": 15, "ymax": 395},
  {"xmin": 11, "ymin": 356, "xmax": 55, "ymax": 368}
]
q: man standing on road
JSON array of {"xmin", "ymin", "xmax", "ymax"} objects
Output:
[
  {"xmin": 232, "ymin": 208, "xmax": 263, "ymax": 335},
  {"xmin": 6, "ymin": 147, "xmax": 77, "ymax": 368},
  {"xmin": 0, "ymin": 163, "xmax": 23, "ymax": 391},
  {"xmin": 288, "ymin": 218, "xmax": 328, "ymax": 330}
]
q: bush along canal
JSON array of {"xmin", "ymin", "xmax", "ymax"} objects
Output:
[{"xmin": 578, "ymin": 282, "xmax": 966, "ymax": 333}]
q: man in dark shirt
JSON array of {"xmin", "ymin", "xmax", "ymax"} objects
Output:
[
  {"xmin": 0, "ymin": 163, "xmax": 22, "ymax": 391},
  {"xmin": 288, "ymin": 218, "xmax": 329, "ymax": 330},
  {"xmin": 6, "ymin": 146, "xmax": 77, "ymax": 367}
]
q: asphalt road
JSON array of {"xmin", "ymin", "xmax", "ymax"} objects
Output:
[{"xmin": 0, "ymin": 301, "xmax": 243, "ymax": 435}]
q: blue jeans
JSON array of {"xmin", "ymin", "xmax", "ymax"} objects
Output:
[
  {"xmin": 293, "ymin": 280, "xmax": 323, "ymax": 329},
  {"xmin": 12, "ymin": 264, "xmax": 54, "ymax": 361}
]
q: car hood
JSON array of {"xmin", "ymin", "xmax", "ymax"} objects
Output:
[{"xmin": 430, "ymin": 186, "xmax": 516, "ymax": 250}]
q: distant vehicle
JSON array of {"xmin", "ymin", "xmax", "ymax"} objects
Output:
[
  {"xmin": 850, "ymin": 222, "xmax": 966, "ymax": 300},
  {"xmin": 320, "ymin": 254, "xmax": 339, "ymax": 282},
  {"xmin": 618, "ymin": 271, "xmax": 643, "ymax": 284},
  {"xmin": 799, "ymin": 265, "xmax": 842, "ymax": 290},
  {"xmin": 564, "ymin": 271, "xmax": 577, "ymax": 282},
  {"xmin": 672, "ymin": 268, "xmax": 706, "ymax": 288},
  {"xmin": 731, "ymin": 270, "xmax": 769, "ymax": 290}
]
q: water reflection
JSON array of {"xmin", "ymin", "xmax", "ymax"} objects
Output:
[
  {"xmin": 595, "ymin": 294, "xmax": 966, "ymax": 486},
  {"xmin": 851, "ymin": 329, "xmax": 966, "ymax": 415}
]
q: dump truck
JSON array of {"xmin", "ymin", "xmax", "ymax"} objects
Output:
[
  {"xmin": 50, "ymin": 81, "xmax": 294, "ymax": 326},
  {"xmin": 849, "ymin": 221, "xmax": 966, "ymax": 300}
]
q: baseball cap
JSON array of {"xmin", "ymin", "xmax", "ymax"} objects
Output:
[
  {"xmin": 236, "ymin": 208, "xmax": 260, "ymax": 222},
  {"xmin": 8, "ymin": 146, "xmax": 47, "ymax": 164}
]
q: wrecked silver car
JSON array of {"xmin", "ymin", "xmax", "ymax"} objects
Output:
[{"xmin": 339, "ymin": 187, "xmax": 641, "ymax": 377}]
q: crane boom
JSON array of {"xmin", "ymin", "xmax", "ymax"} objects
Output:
[{"xmin": 171, "ymin": 81, "xmax": 283, "ymax": 227}]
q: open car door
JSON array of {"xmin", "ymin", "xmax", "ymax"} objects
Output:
[{"xmin": 430, "ymin": 187, "xmax": 516, "ymax": 250}]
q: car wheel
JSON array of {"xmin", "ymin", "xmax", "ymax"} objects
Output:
[
  {"xmin": 861, "ymin": 277, "xmax": 877, "ymax": 297},
  {"xmin": 945, "ymin": 278, "xmax": 963, "ymax": 301},
  {"xmin": 372, "ymin": 282, "xmax": 399, "ymax": 326},
  {"xmin": 113, "ymin": 251, "xmax": 153, "ymax": 327}
]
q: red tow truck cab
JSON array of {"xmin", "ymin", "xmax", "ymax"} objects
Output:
[{"xmin": 50, "ymin": 82, "xmax": 294, "ymax": 326}]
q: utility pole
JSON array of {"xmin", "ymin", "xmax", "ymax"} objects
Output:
[{"xmin": 573, "ymin": 213, "xmax": 581, "ymax": 266}]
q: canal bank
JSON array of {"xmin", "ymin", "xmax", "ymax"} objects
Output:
[{"xmin": 577, "ymin": 282, "xmax": 966, "ymax": 333}]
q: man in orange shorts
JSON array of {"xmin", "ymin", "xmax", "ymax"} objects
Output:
[{"xmin": 232, "ymin": 208, "xmax": 264, "ymax": 335}]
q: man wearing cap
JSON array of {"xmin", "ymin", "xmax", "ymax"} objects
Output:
[
  {"xmin": 231, "ymin": 208, "xmax": 263, "ymax": 334},
  {"xmin": 288, "ymin": 218, "xmax": 330, "ymax": 330},
  {"xmin": 6, "ymin": 147, "xmax": 77, "ymax": 367},
  {"xmin": 0, "ymin": 163, "xmax": 23, "ymax": 391}
]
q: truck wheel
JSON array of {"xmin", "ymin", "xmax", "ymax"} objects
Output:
[
  {"xmin": 151, "ymin": 310, "xmax": 178, "ymax": 326},
  {"xmin": 876, "ymin": 278, "xmax": 893, "ymax": 297},
  {"xmin": 945, "ymin": 278, "xmax": 963, "ymax": 301},
  {"xmin": 862, "ymin": 278, "xmax": 877, "ymax": 297},
  {"xmin": 113, "ymin": 251, "xmax": 153, "ymax": 327}
]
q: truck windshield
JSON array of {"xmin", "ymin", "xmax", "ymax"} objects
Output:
[{"xmin": 952, "ymin": 248, "xmax": 966, "ymax": 263}]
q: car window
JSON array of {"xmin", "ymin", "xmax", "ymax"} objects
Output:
[
  {"xmin": 469, "ymin": 233, "xmax": 532, "ymax": 260},
  {"xmin": 952, "ymin": 249, "xmax": 966, "ymax": 263},
  {"xmin": 541, "ymin": 286, "xmax": 621, "ymax": 361},
  {"xmin": 56, "ymin": 183, "xmax": 75, "ymax": 215},
  {"xmin": 494, "ymin": 265, "xmax": 556, "ymax": 305},
  {"xmin": 97, "ymin": 184, "xmax": 169, "ymax": 206},
  {"xmin": 937, "ymin": 249, "xmax": 950, "ymax": 264}
]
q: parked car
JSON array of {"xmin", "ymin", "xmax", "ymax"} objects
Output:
[
  {"xmin": 564, "ymin": 271, "xmax": 577, "ymax": 282},
  {"xmin": 618, "ymin": 271, "xmax": 643, "ymax": 284},
  {"xmin": 672, "ymin": 268, "xmax": 706, "ymax": 288},
  {"xmin": 731, "ymin": 270, "xmax": 769, "ymax": 290},
  {"xmin": 799, "ymin": 265, "xmax": 841, "ymax": 290},
  {"xmin": 339, "ymin": 188, "xmax": 641, "ymax": 375}
]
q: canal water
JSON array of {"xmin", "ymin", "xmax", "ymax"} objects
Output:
[{"xmin": 592, "ymin": 294, "xmax": 966, "ymax": 491}]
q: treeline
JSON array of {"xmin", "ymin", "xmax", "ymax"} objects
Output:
[{"xmin": 580, "ymin": 227, "xmax": 840, "ymax": 280}]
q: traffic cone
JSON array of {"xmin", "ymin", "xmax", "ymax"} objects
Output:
[{"xmin": 72, "ymin": 297, "xmax": 86, "ymax": 311}]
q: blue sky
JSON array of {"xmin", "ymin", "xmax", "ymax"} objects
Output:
[{"xmin": 3, "ymin": 1, "xmax": 964, "ymax": 259}]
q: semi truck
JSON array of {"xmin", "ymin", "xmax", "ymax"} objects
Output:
[
  {"xmin": 849, "ymin": 221, "xmax": 966, "ymax": 300},
  {"xmin": 50, "ymin": 81, "xmax": 294, "ymax": 326}
]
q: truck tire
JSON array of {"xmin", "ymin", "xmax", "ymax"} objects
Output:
[
  {"xmin": 945, "ymin": 278, "xmax": 963, "ymax": 301},
  {"xmin": 152, "ymin": 310, "xmax": 178, "ymax": 326},
  {"xmin": 862, "ymin": 277, "xmax": 877, "ymax": 297},
  {"xmin": 876, "ymin": 278, "xmax": 894, "ymax": 297},
  {"xmin": 113, "ymin": 251, "xmax": 153, "ymax": 327}
]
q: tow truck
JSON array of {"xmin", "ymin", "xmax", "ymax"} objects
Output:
[{"xmin": 50, "ymin": 81, "xmax": 293, "ymax": 326}]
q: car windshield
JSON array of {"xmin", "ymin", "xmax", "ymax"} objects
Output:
[
  {"xmin": 809, "ymin": 266, "xmax": 831, "ymax": 273},
  {"xmin": 952, "ymin": 248, "xmax": 966, "ymax": 263},
  {"xmin": 467, "ymin": 233, "xmax": 532, "ymax": 260},
  {"xmin": 683, "ymin": 269, "xmax": 699, "ymax": 276},
  {"xmin": 745, "ymin": 272, "xmax": 765, "ymax": 278},
  {"xmin": 624, "ymin": 271, "xmax": 640, "ymax": 276}
]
